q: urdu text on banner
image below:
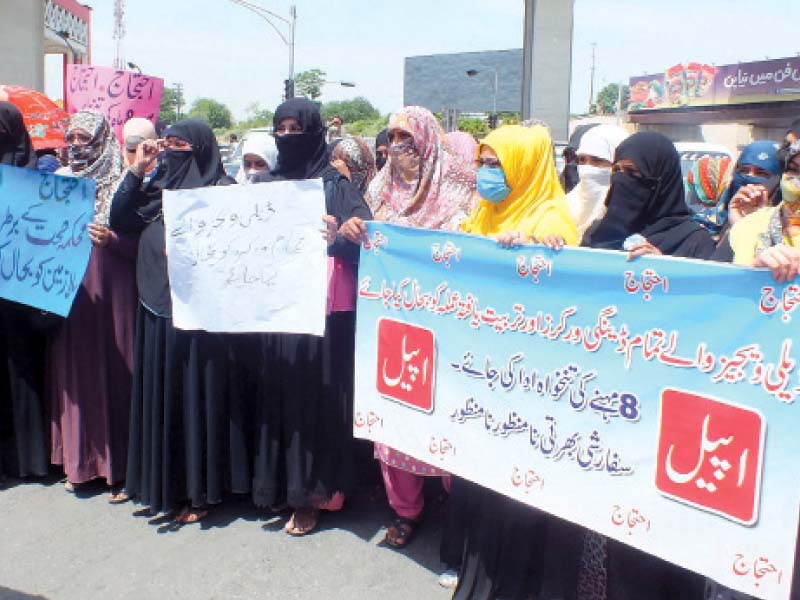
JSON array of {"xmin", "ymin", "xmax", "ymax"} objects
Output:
[
  {"xmin": 353, "ymin": 222, "xmax": 800, "ymax": 600},
  {"xmin": 162, "ymin": 179, "xmax": 327, "ymax": 335},
  {"xmin": 0, "ymin": 164, "xmax": 95, "ymax": 316}
]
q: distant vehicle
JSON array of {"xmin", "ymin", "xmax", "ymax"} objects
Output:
[
  {"xmin": 674, "ymin": 142, "xmax": 735, "ymax": 218},
  {"xmin": 553, "ymin": 141, "xmax": 569, "ymax": 174}
]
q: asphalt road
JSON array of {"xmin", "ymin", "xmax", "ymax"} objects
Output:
[{"xmin": 0, "ymin": 474, "xmax": 453, "ymax": 600}]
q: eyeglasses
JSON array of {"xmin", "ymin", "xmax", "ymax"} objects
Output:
[{"xmin": 475, "ymin": 158, "xmax": 501, "ymax": 168}]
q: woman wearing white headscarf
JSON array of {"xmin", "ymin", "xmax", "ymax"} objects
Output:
[
  {"xmin": 566, "ymin": 124, "xmax": 629, "ymax": 239},
  {"xmin": 234, "ymin": 131, "xmax": 278, "ymax": 183}
]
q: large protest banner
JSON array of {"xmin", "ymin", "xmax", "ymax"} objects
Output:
[
  {"xmin": 65, "ymin": 65, "xmax": 164, "ymax": 144},
  {"xmin": 162, "ymin": 179, "xmax": 327, "ymax": 335},
  {"xmin": 0, "ymin": 165, "xmax": 95, "ymax": 316},
  {"xmin": 353, "ymin": 222, "xmax": 800, "ymax": 599}
]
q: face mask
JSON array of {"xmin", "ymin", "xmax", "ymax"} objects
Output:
[
  {"xmin": 730, "ymin": 171, "xmax": 770, "ymax": 200},
  {"xmin": 780, "ymin": 174, "xmax": 800, "ymax": 214},
  {"xmin": 275, "ymin": 131, "xmax": 320, "ymax": 167},
  {"xmin": 477, "ymin": 166, "xmax": 511, "ymax": 203},
  {"xmin": 577, "ymin": 165, "xmax": 611, "ymax": 188},
  {"xmin": 607, "ymin": 171, "xmax": 659, "ymax": 215},
  {"xmin": 68, "ymin": 142, "xmax": 101, "ymax": 171},
  {"xmin": 376, "ymin": 153, "xmax": 387, "ymax": 171},
  {"xmin": 389, "ymin": 138, "xmax": 419, "ymax": 183}
]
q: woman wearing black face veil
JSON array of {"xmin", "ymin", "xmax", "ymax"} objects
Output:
[
  {"xmin": 250, "ymin": 98, "xmax": 372, "ymax": 535},
  {"xmin": 110, "ymin": 119, "xmax": 242, "ymax": 520},
  {"xmin": 582, "ymin": 131, "xmax": 717, "ymax": 260},
  {"xmin": 582, "ymin": 131, "xmax": 710, "ymax": 600},
  {"xmin": 0, "ymin": 101, "xmax": 48, "ymax": 482}
]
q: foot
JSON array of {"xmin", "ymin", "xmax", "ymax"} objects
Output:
[
  {"xmin": 384, "ymin": 516, "xmax": 419, "ymax": 549},
  {"xmin": 174, "ymin": 506, "xmax": 208, "ymax": 524},
  {"xmin": 108, "ymin": 490, "xmax": 130, "ymax": 504},
  {"xmin": 438, "ymin": 568, "xmax": 459, "ymax": 589},
  {"xmin": 285, "ymin": 508, "xmax": 320, "ymax": 536},
  {"xmin": 64, "ymin": 481, "xmax": 75, "ymax": 493}
]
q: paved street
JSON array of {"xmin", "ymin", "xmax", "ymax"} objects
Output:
[{"xmin": 0, "ymin": 474, "xmax": 452, "ymax": 600}]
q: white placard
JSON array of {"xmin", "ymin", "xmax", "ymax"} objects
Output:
[{"xmin": 162, "ymin": 179, "xmax": 327, "ymax": 334}]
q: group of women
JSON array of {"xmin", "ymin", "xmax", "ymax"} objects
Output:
[{"xmin": 1, "ymin": 93, "xmax": 798, "ymax": 598}]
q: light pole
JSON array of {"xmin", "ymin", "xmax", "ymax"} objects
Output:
[
  {"xmin": 228, "ymin": 0, "xmax": 296, "ymax": 96},
  {"xmin": 127, "ymin": 61, "xmax": 142, "ymax": 75},
  {"xmin": 466, "ymin": 68, "xmax": 498, "ymax": 128}
]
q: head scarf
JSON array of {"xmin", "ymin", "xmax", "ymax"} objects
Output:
[
  {"xmin": 235, "ymin": 131, "xmax": 279, "ymax": 184},
  {"xmin": 271, "ymin": 98, "xmax": 332, "ymax": 180},
  {"xmin": 122, "ymin": 117, "xmax": 156, "ymax": 151},
  {"xmin": 583, "ymin": 131, "xmax": 711, "ymax": 256},
  {"xmin": 366, "ymin": 106, "xmax": 476, "ymax": 230},
  {"xmin": 561, "ymin": 123, "xmax": 598, "ymax": 193},
  {"xmin": 685, "ymin": 154, "xmax": 734, "ymax": 235},
  {"xmin": 375, "ymin": 128, "xmax": 389, "ymax": 171},
  {"xmin": 445, "ymin": 131, "xmax": 478, "ymax": 165},
  {"xmin": 566, "ymin": 124, "xmax": 629, "ymax": 238},
  {"xmin": 159, "ymin": 118, "xmax": 227, "ymax": 191},
  {"xmin": 64, "ymin": 111, "xmax": 124, "ymax": 225},
  {"xmin": 37, "ymin": 154, "xmax": 60, "ymax": 173},
  {"xmin": 723, "ymin": 141, "xmax": 781, "ymax": 206},
  {"xmin": 331, "ymin": 135, "xmax": 376, "ymax": 193},
  {"xmin": 462, "ymin": 125, "xmax": 577, "ymax": 244},
  {"xmin": 0, "ymin": 101, "xmax": 37, "ymax": 168}
]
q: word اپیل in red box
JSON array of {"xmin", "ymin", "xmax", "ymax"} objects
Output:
[
  {"xmin": 375, "ymin": 318, "xmax": 436, "ymax": 413},
  {"xmin": 655, "ymin": 388, "xmax": 765, "ymax": 525}
]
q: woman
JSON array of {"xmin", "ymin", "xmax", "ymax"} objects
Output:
[
  {"xmin": 0, "ymin": 101, "xmax": 48, "ymax": 482},
  {"xmin": 565, "ymin": 124, "xmax": 629, "ymax": 238},
  {"xmin": 560, "ymin": 124, "xmax": 598, "ymax": 193},
  {"xmin": 374, "ymin": 128, "xmax": 389, "ymax": 171},
  {"xmin": 684, "ymin": 153, "xmax": 733, "ymax": 238},
  {"xmin": 453, "ymin": 124, "xmax": 579, "ymax": 600},
  {"xmin": 341, "ymin": 106, "xmax": 477, "ymax": 548},
  {"xmin": 234, "ymin": 131, "xmax": 278, "ymax": 183},
  {"xmin": 49, "ymin": 111, "xmax": 136, "ymax": 499},
  {"xmin": 330, "ymin": 135, "xmax": 376, "ymax": 193},
  {"xmin": 445, "ymin": 130, "xmax": 478, "ymax": 165},
  {"xmin": 111, "ymin": 119, "xmax": 237, "ymax": 522},
  {"xmin": 121, "ymin": 118, "xmax": 157, "ymax": 170},
  {"xmin": 582, "ymin": 131, "xmax": 717, "ymax": 260},
  {"xmin": 249, "ymin": 98, "xmax": 372, "ymax": 535}
]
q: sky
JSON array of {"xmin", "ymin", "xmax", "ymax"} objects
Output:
[{"xmin": 46, "ymin": 0, "xmax": 800, "ymax": 121}]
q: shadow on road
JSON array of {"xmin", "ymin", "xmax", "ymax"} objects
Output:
[{"xmin": 0, "ymin": 586, "xmax": 48, "ymax": 600}]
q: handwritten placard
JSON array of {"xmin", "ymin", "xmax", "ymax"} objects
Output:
[
  {"xmin": 353, "ymin": 223, "xmax": 800, "ymax": 600},
  {"xmin": 0, "ymin": 165, "xmax": 95, "ymax": 316},
  {"xmin": 162, "ymin": 179, "xmax": 327, "ymax": 334},
  {"xmin": 65, "ymin": 65, "xmax": 164, "ymax": 144}
]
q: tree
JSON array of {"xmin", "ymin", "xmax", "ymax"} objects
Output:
[
  {"xmin": 293, "ymin": 68, "xmax": 326, "ymax": 100},
  {"xmin": 159, "ymin": 86, "xmax": 183, "ymax": 126},
  {"xmin": 321, "ymin": 97, "xmax": 380, "ymax": 125},
  {"xmin": 458, "ymin": 117, "xmax": 489, "ymax": 138},
  {"xmin": 596, "ymin": 83, "xmax": 630, "ymax": 115},
  {"xmin": 238, "ymin": 102, "xmax": 274, "ymax": 131},
  {"xmin": 346, "ymin": 115, "xmax": 390, "ymax": 138},
  {"xmin": 187, "ymin": 98, "xmax": 233, "ymax": 130}
]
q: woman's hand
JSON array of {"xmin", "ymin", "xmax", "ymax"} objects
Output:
[
  {"xmin": 626, "ymin": 240, "xmax": 662, "ymax": 260},
  {"xmin": 753, "ymin": 245, "xmax": 800, "ymax": 283},
  {"xmin": 496, "ymin": 230, "xmax": 527, "ymax": 247},
  {"xmin": 728, "ymin": 184, "xmax": 768, "ymax": 225},
  {"xmin": 133, "ymin": 139, "xmax": 160, "ymax": 175},
  {"xmin": 321, "ymin": 215, "xmax": 337, "ymax": 246},
  {"xmin": 88, "ymin": 224, "xmax": 112, "ymax": 248},
  {"xmin": 532, "ymin": 234, "xmax": 566, "ymax": 250},
  {"xmin": 339, "ymin": 217, "xmax": 369, "ymax": 244}
]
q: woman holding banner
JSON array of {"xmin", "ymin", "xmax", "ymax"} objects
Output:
[
  {"xmin": 48, "ymin": 111, "xmax": 135, "ymax": 499},
  {"xmin": 450, "ymin": 123, "xmax": 580, "ymax": 600},
  {"xmin": 247, "ymin": 98, "xmax": 372, "ymax": 535},
  {"xmin": 110, "ymin": 119, "xmax": 239, "ymax": 521},
  {"xmin": 0, "ymin": 101, "xmax": 49, "ymax": 482}
]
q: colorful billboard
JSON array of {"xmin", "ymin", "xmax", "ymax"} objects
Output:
[{"xmin": 629, "ymin": 56, "xmax": 800, "ymax": 111}]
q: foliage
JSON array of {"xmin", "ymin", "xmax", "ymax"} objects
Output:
[
  {"xmin": 596, "ymin": 83, "xmax": 630, "ymax": 115},
  {"xmin": 457, "ymin": 117, "xmax": 489, "ymax": 137},
  {"xmin": 321, "ymin": 97, "xmax": 380, "ymax": 125},
  {"xmin": 187, "ymin": 97, "xmax": 233, "ymax": 130},
  {"xmin": 238, "ymin": 102, "xmax": 275, "ymax": 131},
  {"xmin": 293, "ymin": 68, "xmax": 326, "ymax": 100},
  {"xmin": 159, "ymin": 86, "xmax": 183, "ymax": 126},
  {"xmin": 345, "ymin": 115, "xmax": 390, "ymax": 138}
]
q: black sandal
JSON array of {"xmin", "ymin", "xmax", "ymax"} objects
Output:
[{"xmin": 384, "ymin": 516, "xmax": 418, "ymax": 549}]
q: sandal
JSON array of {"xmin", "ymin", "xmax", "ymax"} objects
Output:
[
  {"xmin": 108, "ymin": 489, "xmax": 130, "ymax": 504},
  {"xmin": 64, "ymin": 481, "xmax": 75, "ymax": 493},
  {"xmin": 285, "ymin": 508, "xmax": 320, "ymax": 536},
  {"xmin": 384, "ymin": 516, "xmax": 418, "ymax": 549},
  {"xmin": 174, "ymin": 506, "xmax": 208, "ymax": 524}
]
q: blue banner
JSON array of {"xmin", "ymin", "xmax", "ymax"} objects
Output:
[
  {"xmin": 354, "ymin": 222, "xmax": 800, "ymax": 600},
  {"xmin": 0, "ymin": 164, "xmax": 95, "ymax": 317}
]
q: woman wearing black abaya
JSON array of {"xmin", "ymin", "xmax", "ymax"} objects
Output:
[
  {"xmin": 110, "ymin": 119, "xmax": 239, "ymax": 520},
  {"xmin": 581, "ymin": 131, "xmax": 709, "ymax": 599},
  {"xmin": 582, "ymin": 131, "xmax": 717, "ymax": 260},
  {"xmin": 0, "ymin": 101, "xmax": 49, "ymax": 481},
  {"xmin": 250, "ymin": 98, "xmax": 372, "ymax": 535}
]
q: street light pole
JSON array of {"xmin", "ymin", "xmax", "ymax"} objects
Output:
[{"xmin": 467, "ymin": 68, "xmax": 499, "ymax": 128}]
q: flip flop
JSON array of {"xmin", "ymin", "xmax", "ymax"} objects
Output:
[
  {"xmin": 285, "ymin": 508, "xmax": 320, "ymax": 536},
  {"xmin": 384, "ymin": 516, "xmax": 419, "ymax": 549},
  {"xmin": 174, "ymin": 506, "xmax": 208, "ymax": 524}
]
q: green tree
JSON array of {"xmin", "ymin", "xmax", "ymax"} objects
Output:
[
  {"xmin": 238, "ymin": 102, "xmax": 275, "ymax": 131},
  {"xmin": 458, "ymin": 117, "xmax": 489, "ymax": 138},
  {"xmin": 321, "ymin": 97, "xmax": 380, "ymax": 125},
  {"xmin": 159, "ymin": 86, "xmax": 183, "ymax": 125},
  {"xmin": 187, "ymin": 98, "xmax": 233, "ymax": 129},
  {"xmin": 596, "ymin": 83, "xmax": 630, "ymax": 115},
  {"xmin": 346, "ymin": 115, "xmax": 390, "ymax": 138},
  {"xmin": 293, "ymin": 68, "xmax": 326, "ymax": 100}
]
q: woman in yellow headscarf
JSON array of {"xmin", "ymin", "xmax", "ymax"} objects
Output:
[
  {"xmin": 452, "ymin": 124, "xmax": 582, "ymax": 600},
  {"xmin": 461, "ymin": 124, "xmax": 578, "ymax": 246}
]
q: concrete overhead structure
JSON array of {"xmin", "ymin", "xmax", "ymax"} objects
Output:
[
  {"xmin": 0, "ymin": 0, "xmax": 91, "ymax": 92},
  {"xmin": 522, "ymin": 0, "xmax": 575, "ymax": 141}
]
